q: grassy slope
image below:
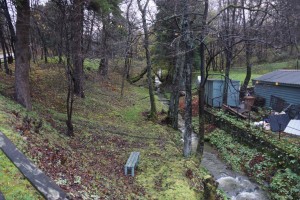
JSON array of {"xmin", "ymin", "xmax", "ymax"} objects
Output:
[
  {"xmin": 0, "ymin": 82, "xmax": 43, "ymax": 199},
  {"xmin": 0, "ymin": 150, "xmax": 43, "ymax": 200},
  {"xmin": 0, "ymin": 62, "xmax": 211, "ymax": 199}
]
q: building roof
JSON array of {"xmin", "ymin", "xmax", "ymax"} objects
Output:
[
  {"xmin": 253, "ymin": 70, "xmax": 300, "ymax": 87},
  {"xmin": 284, "ymin": 120, "xmax": 300, "ymax": 136}
]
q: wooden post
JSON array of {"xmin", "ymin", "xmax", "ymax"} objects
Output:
[
  {"xmin": 248, "ymin": 111, "xmax": 251, "ymax": 124},
  {"xmin": 278, "ymin": 124, "xmax": 281, "ymax": 140}
]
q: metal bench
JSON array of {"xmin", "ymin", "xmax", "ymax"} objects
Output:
[{"xmin": 124, "ymin": 152, "xmax": 140, "ymax": 176}]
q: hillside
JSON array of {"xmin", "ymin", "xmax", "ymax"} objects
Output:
[{"xmin": 0, "ymin": 62, "xmax": 215, "ymax": 199}]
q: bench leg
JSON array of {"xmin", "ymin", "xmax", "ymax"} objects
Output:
[
  {"xmin": 124, "ymin": 166, "xmax": 128, "ymax": 176},
  {"xmin": 131, "ymin": 167, "xmax": 134, "ymax": 177}
]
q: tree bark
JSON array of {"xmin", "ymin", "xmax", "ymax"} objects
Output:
[
  {"xmin": 72, "ymin": 0, "xmax": 84, "ymax": 97},
  {"xmin": 99, "ymin": 17, "xmax": 109, "ymax": 77},
  {"xmin": 182, "ymin": 0, "xmax": 193, "ymax": 157},
  {"xmin": 197, "ymin": 0, "xmax": 209, "ymax": 158},
  {"xmin": 121, "ymin": 0, "xmax": 133, "ymax": 97},
  {"xmin": 0, "ymin": 25, "xmax": 10, "ymax": 75},
  {"xmin": 15, "ymin": 0, "xmax": 32, "ymax": 110},
  {"xmin": 222, "ymin": 0, "xmax": 237, "ymax": 105},
  {"xmin": 168, "ymin": 39, "xmax": 184, "ymax": 129},
  {"xmin": 1, "ymin": 0, "xmax": 16, "ymax": 56},
  {"xmin": 137, "ymin": 0, "xmax": 157, "ymax": 119}
]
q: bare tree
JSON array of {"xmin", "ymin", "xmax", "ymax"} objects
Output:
[
  {"xmin": 197, "ymin": 0, "xmax": 209, "ymax": 158},
  {"xmin": 72, "ymin": 0, "xmax": 85, "ymax": 97},
  {"xmin": 121, "ymin": 0, "xmax": 134, "ymax": 97},
  {"xmin": 0, "ymin": 15, "xmax": 10, "ymax": 74},
  {"xmin": 137, "ymin": 0, "xmax": 157, "ymax": 119},
  {"xmin": 181, "ymin": 0, "xmax": 194, "ymax": 157},
  {"xmin": 0, "ymin": 0, "xmax": 16, "ymax": 56}
]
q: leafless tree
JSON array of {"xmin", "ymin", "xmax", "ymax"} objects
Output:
[{"xmin": 137, "ymin": 0, "xmax": 157, "ymax": 119}]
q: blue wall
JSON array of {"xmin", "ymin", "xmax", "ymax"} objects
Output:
[
  {"xmin": 205, "ymin": 79, "xmax": 240, "ymax": 107},
  {"xmin": 254, "ymin": 84, "xmax": 300, "ymax": 106}
]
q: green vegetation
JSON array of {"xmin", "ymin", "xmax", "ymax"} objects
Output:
[
  {"xmin": 270, "ymin": 168, "xmax": 300, "ymax": 200},
  {"xmin": 206, "ymin": 129, "xmax": 300, "ymax": 199},
  {"xmin": 210, "ymin": 109, "xmax": 300, "ymax": 156},
  {"xmin": 0, "ymin": 65, "xmax": 216, "ymax": 199},
  {"xmin": 0, "ymin": 150, "xmax": 43, "ymax": 200},
  {"xmin": 84, "ymin": 59, "xmax": 100, "ymax": 71},
  {"xmin": 207, "ymin": 129, "xmax": 277, "ymax": 182}
]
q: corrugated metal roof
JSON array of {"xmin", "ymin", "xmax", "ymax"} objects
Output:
[
  {"xmin": 253, "ymin": 70, "xmax": 300, "ymax": 87},
  {"xmin": 284, "ymin": 120, "xmax": 300, "ymax": 136}
]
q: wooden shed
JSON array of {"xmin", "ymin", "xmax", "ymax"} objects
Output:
[
  {"xmin": 252, "ymin": 70, "xmax": 300, "ymax": 107},
  {"xmin": 205, "ymin": 79, "xmax": 240, "ymax": 107}
]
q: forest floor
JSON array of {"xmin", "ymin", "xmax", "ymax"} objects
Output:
[{"xmin": 0, "ymin": 61, "xmax": 216, "ymax": 199}]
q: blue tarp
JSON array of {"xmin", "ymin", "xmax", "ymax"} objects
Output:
[{"xmin": 268, "ymin": 114, "xmax": 290, "ymax": 132}]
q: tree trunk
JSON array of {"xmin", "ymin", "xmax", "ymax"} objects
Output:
[
  {"xmin": 197, "ymin": 0, "xmax": 209, "ymax": 158},
  {"xmin": 223, "ymin": 51, "xmax": 231, "ymax": 105},
  {"xmin": 137, "ymin": 0, "xmax": 157, "ymax": 119},
  {"xmin": 66, "ymin": 57, "xmax": 74, "ymax": 137},
  {"xmin": 2, "ymin": 0, "xmax": 16, "ymax": 56},
  {"xmin": 240, "ymin": 41, "xmax": 252, "ymax": 98},
  {"xmin": 0, "ymin": 28, "xmax": 9, "ymax": 75},
  {"xmin": 72, "ymin": 0, "xmax": 84, "ymax": 97},
  {"xmin": 168, "ymin": 40, "xmax": 184, "ymax": 129},
  {"xmin": 182, "ymin": 0, "xmax": 193, "ymax": 157},
  {"xmin": 222, "ymin": 0, "xmax": 237, "ymax": 106},
  {"xmin": 121, "ymin": 0, "xmax": 133, "ymax": 97},
  {"xmin": 99, "ymin": 18, "xmax": 109, "ymax": 77},
  {"xmin": 15, "ymin": 0, "xmax": 31, "ymax": 110}
]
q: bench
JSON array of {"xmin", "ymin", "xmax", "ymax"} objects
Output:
[
  {"xmin": 0, "ymin": 191, "xmax": 5, "ymax": 200},
  {"xmin": 124, "ymin": 152, "xmax": 140, "ymax": 176}
]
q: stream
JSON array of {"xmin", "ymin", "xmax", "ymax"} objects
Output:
[
  {"xmin": 155, "ymin": 75, "xmax": 269, "ymax": 199},
  {"xmin": 178, "ymin": 119, "xmax": 269, "ymax": 200},
  {"xmin": 202, "ymin": 144, "xmax": 268, "ymax": 200}
]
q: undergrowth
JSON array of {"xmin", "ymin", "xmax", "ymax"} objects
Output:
[
  {"xmin": 0, "ymin": 150, "xmax": 43, "ymax": 199},
  {"xmin": 206, "ymin": 129, "xmax": 300, "ymax": 199},
  {"xmin": 0, "ymin": 63, "xmax": 213, "ymax": 199}
]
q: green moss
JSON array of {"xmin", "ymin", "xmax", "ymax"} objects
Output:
[
  {"xmin": 0, "ymin": 150, "xmax": 43, "ymax": 200},
  {"xmin": 0, "ymin": 65, "xmax": 216, "ymax": 199},
  {"xmin": 137, "ymin": 156, "xmax": 203, "ymax": 200},
  {"xmin": 84, "ymin": 59, "xmax": 100, "ymax": 71}
]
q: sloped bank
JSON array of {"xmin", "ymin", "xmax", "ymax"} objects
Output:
[{"xmin": 0, "ymin": 66, "xmax": 222, "ymax": 199}]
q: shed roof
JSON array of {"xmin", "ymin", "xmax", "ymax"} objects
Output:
[
  {"xmin": 284, "ymin": 120, "xmax": 300, "ymax": 136},
  {"xmin": 253, "ymin": 70, "xmax": 300, "ymax": 87}
]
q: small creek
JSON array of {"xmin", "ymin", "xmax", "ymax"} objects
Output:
[
  {"xmin": 202, "ymin": 144, "xmax": 268, "ymax": 200},
  {"xmin": 155, "ymin": 75, "xmax": 269, "ymax": 199}
]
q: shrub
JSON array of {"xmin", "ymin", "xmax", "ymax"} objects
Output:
[{"xmin": 270, "ymin": 168, "xmax": 300, "ymax": 200}]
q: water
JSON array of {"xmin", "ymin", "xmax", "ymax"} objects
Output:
[
  {"xmin": 202, "ymin": 144, "xmax": 269, "ymax": 200},
  {"xmin": 178, "ymin": 126, "xmax": 268, "ymax": 199},
  {"xmin": 155, "ymin": 73, "xmax": 269, "ymax": 200}
]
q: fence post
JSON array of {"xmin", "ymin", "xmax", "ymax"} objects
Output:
[{"xmin": 248, "ymin": 111, "xmax": 251, "ymax": 124}]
